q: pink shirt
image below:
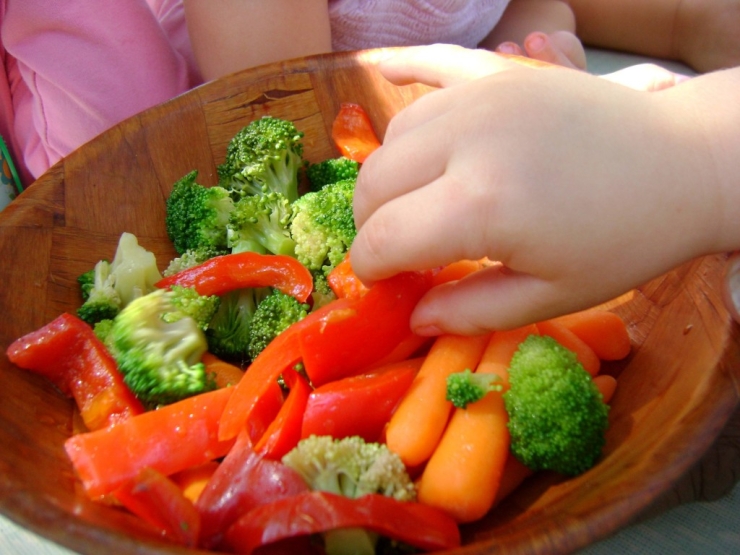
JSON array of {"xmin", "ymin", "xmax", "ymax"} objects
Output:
[
  {"xmin": 0, "ymin": 0, "xmax": 509, "ymax": 187},
  {"xmin": 329, "ymin": 0, "xmax": 510, "ymax": 51},
  {"xmin": 0, "ymin": 0, "xmax": 197, "ymax": 186}
]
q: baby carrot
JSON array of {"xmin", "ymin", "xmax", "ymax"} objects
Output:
[
  {"xmin": 385, "ymin": 333, "xmax": 491, "ymax": 467},
  {"xmin": 202, "ymin": 352, "xmax": 245, "ymax": 389},
  {"xmin": 431, "ymin": 259, "xmax": 486, "ymax": 287},
  {"xmin": 536, "ymin": 319, "xmax": 601, "ymax": 376},
  {"xmin": 492, "ymin": 455, "xmax": 534, "ymax": 507},
  {"xmin": 415, "ymin": 325, "xmax": 536, "ymax": 523},
  {"xmin": 551, "ymin": 309, "xmax": 631, "ymax": 361},
  {"xmin": 592, "ymin": 374, "xmax": 618, "ymax": 404}
]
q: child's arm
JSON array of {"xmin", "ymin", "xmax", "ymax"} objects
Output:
[
  {"xmin": 478, "ymin": 0, "xmax": 585, "ymax": 69},
  {"xmin": 183, "ymin": 0, "xmax": 332, "ymax": 82},
  {"xmin": 569, "ymin": 0, "xmax": 740, "ymax": 73}
]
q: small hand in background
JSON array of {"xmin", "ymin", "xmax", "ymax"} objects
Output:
[{"xmin": 496, "ymin": 31, "xmax": 587, "ymax": 70}]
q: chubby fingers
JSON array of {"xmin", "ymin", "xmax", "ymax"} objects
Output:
[
  {"xmin": 378, "ymin": 43, "xmax": 521, "ymax": 88},
  {"xmin": 523, "ymin": 31, "xmax": 587, "ymax": 70},
  {"xmin": 409, "ymin": 265, "xmax": 581, "ymax": 336},
  {"xmin": 601, "ymin": 63, "xmax": 692, "ymax": 91}
]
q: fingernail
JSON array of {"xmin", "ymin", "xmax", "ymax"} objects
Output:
[
  {"xmin": 496, "ymin": 42, "xmax": 519, "ymax": 55},
  {"xmin": 525, "ymin": 33, "xmax": 547, "ymax": 53},
  {"xmin": 412, "ymin": 324, "xmax": 444, "ymax": 337}
]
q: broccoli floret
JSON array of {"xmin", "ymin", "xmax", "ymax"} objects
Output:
[
  {"xmin": 92, "ymin": 318, "xmax": 115, "ymax": 346},
  {"xmin": 217, "ymin": 116, "xmax": 304, "ymax": 202},
  {"xmin": 77, "ymin": 268, "xmax": 96, "ymax": 302},
  {"xmin": 76, "ymin": 233, "xmax": 162, "ymax": 324},
  {"xmin": 164, "ymin": 285, "xmax": 220, "ymax": 330},
  {"xmin": 109, "ymin": 287, "xmax": 216, "ymax": 408},
  {"xmin": 283, "ymin": 435, "xmax": 416, "ymax": 555},
  {"xmin": 306, "ymin": 156, "xmax": 360, "ymax": 192},
  {"xmin": 165, "ymin": 170, "xmax": 235, "ymax": 255},
  {"xmin": 109, "ymin": 232, "xmax": 163, "ymax": 306},
  {"xmin": 290, "ymin": 178, "xmax": 357, "ymax": 279},
  {"xmin": 446, "ymin": 368, "xmax": 503, "ymax": 409},
  {"xmin": 205, "ymin": 287, "xmax": 269, "ymax": 364},
  {"xmin": 247, "ymin": 288, "xmax": 308, "ymax": 361},
  {"xmin": 503, "ymin": 334, "xmax": 610, "ymax": 476},
  {"xmin": 227, "ymin": 191, "xmax": 296, "ymax": 256},
  {"xmin": 76, "ymin": 260, "xmax": 122, "ymax": 325},
  {"xmin": 309, "ymin": 269, "xmax": 337, "ymax": 310},
  {"xmin": 163, "ymin": 246, "xmax": 229, "ymax": 277}
]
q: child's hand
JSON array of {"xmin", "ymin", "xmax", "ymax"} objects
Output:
[
  {"xmin": 351, "ymin": 45, "xmax": 721, "ymax": 335},
  {"xmin": 496, "ymin": 30, "xmax": 587, "ymax": 70}
]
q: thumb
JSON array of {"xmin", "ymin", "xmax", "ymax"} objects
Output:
[
  {"xmin": 723, "ymin": 252, "xmax": 740, "ymax": 325},
  {"xmin": 410, "ymin": 265, "xmax": 566, "ymax": 335}
]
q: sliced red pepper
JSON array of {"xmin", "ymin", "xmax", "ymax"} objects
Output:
[
  {"xmin": 223, "ymin": 491, "xmax": 461, "ymax": 554},
  {"xmin": 331, "ymin": 102, "xmax": 382, "ymax": 163},
  {"xmin": 155, "ymin": 251, "xmax": 314, "ymax": 303},
  {"xmin": 327, "ymin": 253, "xmax": 369, "ymax": 300},
  {"xmin": 64, "ymin": 386, "xmax": 235, "ymax": 499},
  {"xmin": 254, "ymin": 368, "xmax": 312, "ymax": 459},
  {"xmin": 195, "ymin": 430, "xmax": 309, "ymax": 550},
  {"xmin": 218, "ymin": 324, "xmax": 304, "ymax": 441},
  {"xmin": 6, "ymin": 312, "xmax": 144, "ymax": 430},
  {"xmin": 219, "ymin": 270, "xmax": 433, "ymax": 442},
  {"xmin": 112, "ymin": 467, "xmax": 201, "ymax": 547},
  {"xmin": 299, "ymin": 270, "xmax": 434, "ymax": 386},
  {"xmin": 301, "ymin": 357, "xmax": 423, "ymax": 443}
]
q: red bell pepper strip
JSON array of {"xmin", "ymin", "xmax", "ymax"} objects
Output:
[
  {"xmin": 299, "ymin": 270, "xmax": 434, "ymax": 386},
  {"xmin": 218, "ymin": 324, "xmax": 304, "ymax": 441},
  {"xmin": 331, "ymin": 103, "xmax": 382, "ymax": 163},
  {"xmin": 64, "ymin": 386, "xmax": 235, "ymax": 499},
  {"xmin": 6, "ymin": 312, "xmax": 144, "ymax": 430},
  {"xmin": 195, "ymin": 430, "xmax": 309, "ymax": 550},
  {"xmin": 112, "ymin": 467, "xmax": 201, "ymax": 548},
  {"xmin": 254, "ymin": 368, "xmax": 312, "ymax": 459},
  {"xmin": 223, "ymin": 491, "xmax": 461, "ymax": 554},
  {"xmin": 219, "ymin": 270, "xmax": 433, "ymax": 442},
  {"xmin": 301, "ymin": 357, "xmax": 423, "ymax": 443},
  {"xmin": 155, "ymin": 251, "xmax": 314, "ymax": 303}
]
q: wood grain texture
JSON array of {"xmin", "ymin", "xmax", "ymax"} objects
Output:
[{"xmin": 0, "ymin": 49, "xmax": 739, "ymax": 555}]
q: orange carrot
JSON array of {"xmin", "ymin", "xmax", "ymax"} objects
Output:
[
  {"xmin": 551, "ymin": 309, "xmax": 631, "ymax": 361},
  {"xmin": 171, "ymin": 461, "xmax": 220, "ymax": 504},
  {"xmin": 492, "ymin": 455, "xmax": 534, "ymax": 507},
  {"xmin": 202, "ymin": 352, "xmax": 245, "ymax": 389},
  {"xmin": 416, "ymin": 327, "xmax": 534, "ymax": 523},
  {"xmin": 536, "ymin": 319, "xmax": 601, "ymax": 376},
  {"xmin": 431, "ymin": 259, "xmax": 486, "ymax": 287},
  {"xmin": 593, "ymin": 374, "xmax": 618, "ymax": 404},
  {"xmin": 385, "ymin": 333, "xmax": 491, "ymax": 467}
]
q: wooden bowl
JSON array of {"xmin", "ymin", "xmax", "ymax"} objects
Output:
[{"xmin": 1, "ymin": 49, "xmax": 739, "ymax": 555}]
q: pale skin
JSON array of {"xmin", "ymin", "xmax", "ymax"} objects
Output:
[
  {"xmin": 569, "ymin": 0, "xmax": 740, "ymax": 73},
  {"xmin": 349, "ymin": 45, "xmax": 740, "ymax": 336},
  {"xmin": 183, "ymin": 0, "xmax": 586, "ymax": 82}
]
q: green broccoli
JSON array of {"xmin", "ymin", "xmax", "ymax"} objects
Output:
[
  {"xmin": 290, "ymin": 178, "xmax": 357, "ymax": 280},
  {"xmin": 92, "ymin": 318, "xmax": 115, "ymax": 346},
  {"xmin": 246, "ymin": 288, "xmax": 308, "ymax": 361},
  {"xmin": 108, "ymin": 287, "xmax": 219, "ymax": 409},
  {"xmin": 76, "ymin": 232, "xmax": 162, "ymax": 324},
  {"xmin": 308, "ymin": 269, "xmax": 337, "ymax": 310},
  {"xmin": 204, "ymin": 287, "xmax": 269, "ymax": 364},
  {"xmin": 165, "ymin": 170, "xmax": 235, "ymax": 255},
  {"xmin": 503, "ymin": 334, "xmax": 610, "ymax": 476},
  {"xmin": 76, "ymin": 260, "xmax": 121, "ymax": 325},
  {"xmin": 446, "ymin": 368, "xmax": 503, "ymax": 409},
  {"xmin": 164, "ymin": 285, "xmax": 220, "ymax": 330},
  {"xmin": 282, "ymin": 435, "xmax": 417, "ymax": 555},
  {"xmin": 162, "ymin": 245, "xmax": 229, "ymax": 277},
  {"xmin": 306, "ymin": 156, "xmax": 360, "ymax": 192},
  {"xmin": 217, "ymin": 116, "xmax": 305, "ymax": 202},
  {"xmin": 226, "ymin": 190, "xmax": 296, "ymax": 256}
]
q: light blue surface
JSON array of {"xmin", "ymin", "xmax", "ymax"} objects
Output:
[{"xmin": 1, "ymin": 48, "xmax": 737, "ymax": 554}]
